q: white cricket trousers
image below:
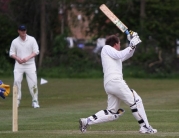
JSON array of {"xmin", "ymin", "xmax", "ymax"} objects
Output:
[
  {"xmin": 13, "ymin": 63, "xmax": 39, "ymax": 103},
  {"xmin": 104, "ymin": 78, "xmax": 135, "ymax": 113}
]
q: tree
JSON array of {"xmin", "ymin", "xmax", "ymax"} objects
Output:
[
  {"xmin": 39, "ymin": 0, "xmax": 46, "ymax": 69},
  {"xmin": 1, "ymin": 0, "xmax": 179, "ymax": 75}
]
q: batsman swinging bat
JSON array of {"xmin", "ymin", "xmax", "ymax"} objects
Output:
[{"xmin": 99, "ymin": 4, "xmax": 130, "ymax": 35}]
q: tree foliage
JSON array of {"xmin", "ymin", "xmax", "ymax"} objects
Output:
[
  {"xmin": 0, "ymin": 0, "xmax": 179, "ymax": 76},
  {"xmin": 75, "ymin": 0, "xmax": 179, "ymax": 73}
]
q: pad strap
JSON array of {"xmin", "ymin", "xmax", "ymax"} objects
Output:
[
  {"xmin": 103, "ymin": 110, "xmax": 108, "ymax": 115},
  {"xmin": 138, "ymin": 119, "xmax": 144, "ymax": 124},
  {"xmin": 92, "ymin": 110, "xmax": 109, "ymax": 120},
  {"xmin": 92, "ymin": 115, "xmax": 97, "ymax": 120},
  {"xmin": 131, "ymin": 108, "xmax": 138, "ymax": 112}
]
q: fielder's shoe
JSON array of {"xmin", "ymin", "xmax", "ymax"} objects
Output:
[
  {"xmin": 79, "ymin": 118, "xmax": 88, "ymax": 133},
  {"xmin": 139, "ymin": 125, "xmax": 157, "ymax": 134},
  {"xmin": 32, "ymin": 101, "xmax": 40, "ymax": 108}
]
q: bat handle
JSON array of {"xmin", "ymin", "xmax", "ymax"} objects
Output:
[{"xmin": 124, "ymin": 30, "xmax": 130, "ymax": 35}]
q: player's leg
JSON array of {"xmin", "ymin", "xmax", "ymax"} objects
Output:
[
  {"xmin": 109, "ymin": 79, "xmax": 157, "ymax": 134},
  {"xmin": 130, "ymin": 89, "xmax": 157, "ymax": 134},
  {"xmin": 85, "ymin": 93, "xmax": 124, "ymax": 125},
  {"xmin": 79, "ymin": 108, "xmax": 125, "ymax": 132},
  {"xmin": 130, "ymin": 89, "xmax": 149, "ymax": 127},
  {"xmin": 79, "ymin": 80, "xmax": 125, "ymax": 132},
  {"xmin": 111, "ymin": 80, "xmax": 147, "ymax": 127},
  {"xmin": 14, "ymin": 69, "xmax": 23, "ymax": 107},
  {"xmin": 25, "ymin": 67, "xmax": 39, "ymax": 108}
]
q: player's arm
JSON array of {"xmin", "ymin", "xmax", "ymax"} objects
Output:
[
  {"xmin": 103, "ymin": 45, "xmax": 133, "ymax": 60},
  {"xmin": 22, "ymin": 37, "xmax": 39, "ymax": 62},
  {"xmin": 22, "ymin": 52, "xmax": 37, "ymax": 63},
  {"xmin": 10, "ymin": 54, "xmax": 24, "ymax": 64},
  {"xmin": 121, "ymin": 35, "xmax": 142, "ymax": 61},
  {"xmin": 9, "ymin": 41, "xmax": 24, "ymax": 64}
]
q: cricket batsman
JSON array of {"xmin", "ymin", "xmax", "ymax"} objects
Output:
[{"xmin": 0, "ymin": 80, "xmax": 10, "ymax": 99}]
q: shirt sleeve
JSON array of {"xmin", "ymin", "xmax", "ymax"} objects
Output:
[
  {"xmin": 9, "ymin": 41, "xmax": 16, "ymax": 57},
  {"xmin": 102, "ymin": 45, "xmax": 133, "ymax": 60},
  {"xmin": 121, "ymin": 48, "xmax": 135, "ymax": 62},
  {"xmin": 32, "ymin": 37, "xmax": 39, "ymax": 55}
]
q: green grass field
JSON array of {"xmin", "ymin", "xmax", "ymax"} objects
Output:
[{"xmin": 0, "ymin": 78, "xmax": 179, "ymax": 138}]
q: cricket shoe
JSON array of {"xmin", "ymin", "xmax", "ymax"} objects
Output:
[
  {"xmin": 79, "ymin": 118, "xmax": 88, "ymax": 133},
  {"xmin": 32, "ymin": 101, "xmax": 40, "ymax": 108},
  {"xmin": 139, "ymin": 125, "xmax": 157, "ymax": 134}
]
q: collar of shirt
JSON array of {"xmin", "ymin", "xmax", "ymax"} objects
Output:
[{"xmin": 19, "ymin": 34, "xmax": 28, "ymax": 42}]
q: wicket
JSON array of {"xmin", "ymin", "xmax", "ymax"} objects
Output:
[{"xmin": 12, "ymin": 85, "xmax": 18, "ymax": 132}]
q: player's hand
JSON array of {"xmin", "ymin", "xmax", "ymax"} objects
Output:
[
  {"xmin": 21, "ymin": 57, "xmax": 29, "ymax": 63},
  {"xmin": 16, "ymin": 57, "xmax": 24, "ymax": 64},
  {"xmin": 129, "ymin": 35, "xmax": 142, "ymax": 49},
  {"xmin": 127, "ymin": 30, "xmax": 138, "ymax": 41},
  {"xmin": 0, "ymin": 80, "xmax": 10, "ymax": 99}
]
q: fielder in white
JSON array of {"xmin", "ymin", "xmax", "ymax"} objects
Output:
[
  {"xmin": 79, "ymin": 32, "xmax": 157, "ymax": 134},
  {"xmin": 93, "ymin": 36, "xmax": 106, "ymax": 54},
  {"xmin": 9, "ymin": 25, "xmax": 40, "ymax": 108}
]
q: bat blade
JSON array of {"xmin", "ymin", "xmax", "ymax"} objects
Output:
[{"xmin": 99, "ymin": 4, "xmax": 129, "ymax": 34}]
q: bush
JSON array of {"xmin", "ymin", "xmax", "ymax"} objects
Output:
[{"xmin": 39, "ymin": 46, "xmax": 102, "ymax": 78}]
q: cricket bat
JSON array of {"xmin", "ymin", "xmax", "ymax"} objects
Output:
[{"xmin": 99, "ymin": 4, "xmax": 130, "ymax": 35}]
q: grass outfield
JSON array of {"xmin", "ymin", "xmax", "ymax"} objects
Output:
[{"xmin": 0, "ymin": 78, "xmax": 179, "ymax": 138}]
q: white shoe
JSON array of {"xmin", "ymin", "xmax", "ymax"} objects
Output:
[
  {"xmin": 139, "ymin": 125, "xmax": 157, "ymax": 134},
  {"xmin": 79, "ymin": 118, "xmax": 88, "ymax": 132},
  {"xmin": 32, "ymin": 102, "xmax": 40, "ymax": 108}
]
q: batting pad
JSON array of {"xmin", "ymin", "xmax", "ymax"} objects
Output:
[
  {"xmin": 88, "ymin": 109, "xmax": 125, "ymax": 125},
  {"xmin": 130, "ymin": 89, "xmax": 150, "ymax": 127},
  {"xmin": 0, "ymin": 81, "xmax": 10, "ymax": 98}
]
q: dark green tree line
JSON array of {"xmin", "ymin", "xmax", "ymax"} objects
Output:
[
  {"xmin": 70, "ymin": 0, "xmax": 179, "ymax": 75},
  {"xmin": 0, "ymin": 0, "xmax": 179, "ymax": 77}
]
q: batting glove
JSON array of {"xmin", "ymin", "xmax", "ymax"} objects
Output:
[
  {"xmin": 0, "ymin": 80, "xmax": 10, "ymax": 99},
  {"xmin": 127, "ymin": 30, "xmax": 139, "ymax": 41},
  {"xmin": 129, "ymin": 35, "xmax": 142, "ymax": 49}
]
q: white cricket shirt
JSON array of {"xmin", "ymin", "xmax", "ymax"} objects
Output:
[
  {"xmin": 9, "ymin": 35, "xmax": 39, "ymax": 66},
  {"xmin": 101, "ymin": 45, "xmax": 135, "ymax": 85}
]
